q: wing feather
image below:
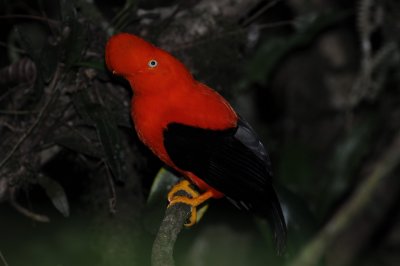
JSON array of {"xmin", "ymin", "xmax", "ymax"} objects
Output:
[{"xmin": 163, "ymin": 117, "xmax": 287, "ymax": 252}]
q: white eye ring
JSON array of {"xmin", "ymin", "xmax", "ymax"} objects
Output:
[{"xmin": 148, "ymin": 59, "xmax": 158, "ymax": 68}]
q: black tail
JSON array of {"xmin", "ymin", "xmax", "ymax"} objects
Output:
[{"xmin": 255, "ymin": 186, "xmax": 287, "ymax": 254}]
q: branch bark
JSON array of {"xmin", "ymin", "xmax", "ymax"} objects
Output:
[
  {"xmin": 151, "ymin": 201, "xmax": 191, "ymax": 266},
  {"xmin": 0, "ymin": 249, "xmax": 9, "ymax": 266},
  {"xmin": 289, "ymin": 131, "xmax": 400, "ymax": 266}
]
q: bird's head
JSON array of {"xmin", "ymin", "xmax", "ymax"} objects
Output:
[{"xmin": 105, "ymin": 33, "xmax": 193, "ymax": 94}]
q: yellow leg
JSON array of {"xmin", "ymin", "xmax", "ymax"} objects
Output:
[
  {"xmin": 167, "ymin": 180, "xmax": 199, "ymax": 202},
  {"xmin": 167, "ymin": 180, "xmax": 213, "ymax": 227}
]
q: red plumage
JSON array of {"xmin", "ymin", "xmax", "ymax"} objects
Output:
[{"xmin": 105, "ymin": 33, "xmax": 286, "ymax": 252}]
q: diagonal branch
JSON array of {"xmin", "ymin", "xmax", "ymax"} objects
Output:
[
  {"xmin": 151, "ymin": 201, "xmax": 191, "ymax": 266},
  {"xmin": 0, "ymin": 250, "xmax": 9, "ymax": 266},
  {"xmin": 289, "ymin": 131, "xmax": 400, "ymax": 266},
  {"xmin": 9, "ymin": 187, "xmax": 50, "ymax": 223}
]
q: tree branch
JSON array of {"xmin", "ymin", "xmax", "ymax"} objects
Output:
[
  {"xmin": 289, "ymin": 131, "xmax": 400, "ymax": 266},
  {"xmin": 9, "ymin": 187, "xmax": 50, "ymax": 223},
  {"xmin": 0, "ymin": 250, "xmax": 9, "ymax": 266},
  {"xmin": 151, "ymin": 201, "xmax": 191, "ymax": 266}
]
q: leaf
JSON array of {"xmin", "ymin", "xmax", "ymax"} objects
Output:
[
  {"xmin": 112, "ymin": 0, "xmax": 138, "ymax": 32},
  {"xmin": 92, "ymin": 105, "xmax": 125, "ymax": 183},
  {"xmin": 14, "ymin": 23, "xmax": 59, "ymax": 105},
  {"xmin": 279, "ymin": 141, "xmax": 315, "ymax": 194},
  {"xmin": 331, "ymin": 120, "xmax": 376, "ymax": 182},
  {"xmin": 317, "ymin": 116, "xmax": 379, "ymax": 217},
  {"xmin": 72, "ymin": 92, "xmax": 94, "ymax": 125},
  {"xmin": 73, "ymin": 90, "xmax": 126, "ymax": 183},
  {"xmin": 243, "ymin": 10, "xmax": 351, "ymax": 86},
  {"xmin": 73, "ymin": 60, "xmax": 106, "ymax": 72},
  {"xmin": 62, "ymin": 20, "xmax": 88, "ymax": 68},
  {"xmin": 147, "ymin": 168, "xmax": 180, "ymax": 205},
  {"xmin": 17, "ymin": 23, "xmax": 59, "ymax": 83},
  {"xmin": 53, "ymin": 131, "xmax": 104, "ymax": 158},
  {"xmin": 37, "ymin": 174, "xmax": 70, "ymax": 217},
  {"xmin": 59, "ymin": 0, "xmax": 77, "ymax": 22},
  {"xmin": 59, "ymin": 0, "xmax": 88, "ymax": 68}
]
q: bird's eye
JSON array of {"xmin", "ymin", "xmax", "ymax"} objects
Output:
[{"xmin": 148, "ymin": 59, "xmax": 158, "ymax": 68}]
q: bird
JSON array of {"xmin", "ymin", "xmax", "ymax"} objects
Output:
[{"xmin": 105, "ymin": 33, "xmax": 287, "ymax": 252}]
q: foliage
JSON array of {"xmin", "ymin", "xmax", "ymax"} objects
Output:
[{"xmin": 0, "ymin": 0, "xmax": 400, "ymax": 266}]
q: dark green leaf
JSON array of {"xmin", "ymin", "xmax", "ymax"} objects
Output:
[
  {"xmin": 244, "ymin": 10, "xmax": 351, "ymax": 86},
  {"xmin": 279, "ymin": 141, "xmax": 315, "ymax": 194},
  {"xmin": 147, "ymin": 168, "xmax": 180, "ymax": 206},
  {"xmin": 112, "ymin": 0, "xmax": 138, "ymax": 32},
  {"xmin": 53, "ymin": 131, "xmax": 104, "ymax": 158},
  {"xmin": 17, "ymin": 23, "xmax": 59, "ymax": 83},
  {"xmin": 331, "ymin": 121, "xmax": 376, "ymax": 182},
  {"xmin": 59, "ymin": 0, "xmax": 77, "ymax": 23},
  {"xmin": 72, "ymin": 92, "xmax": 94, "ymax": 125},
  {"xmin": 73, "ymin": 90, "xmax": 126, "ymax": 183},
  {"xmin": 91, "ymin": 105, "xmax": 125, "ymax": 183},
  {"xmin": 62, "ymin": 20, "xmax": 88, "ymax": 68},
  {"xmin": 73, "ymin": 60, "xmax": 106, "ymax": 72},
  {"xmin": 16, "ymin": 23, "xmax": 47, "ymax": 63},
  {"xmin": 59, "ymin": 0, "xmax": 88, "ymax": 68},
  {"xmin": 37, "ymin": 174, "xmax": 70, "ymax": 217},
  {"xmin": 317, "ymin": 117, "xmax": 379, "ymax": 217}
]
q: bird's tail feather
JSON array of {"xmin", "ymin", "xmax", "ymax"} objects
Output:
[{"xmin": 255, "ymin": 187, "xmax": 287, "ymax": 254}]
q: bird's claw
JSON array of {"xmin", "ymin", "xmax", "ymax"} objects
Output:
[{"xmin": 167, "ymin": 180, "xmax": 212, "ymax": 227}]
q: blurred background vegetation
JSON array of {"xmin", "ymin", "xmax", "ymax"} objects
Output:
[{"xmin": 0, "ymin": 0, "xmax": 400, "ymax": 265}]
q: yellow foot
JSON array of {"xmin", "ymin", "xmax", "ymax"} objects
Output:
[
  {"xmin": 167, "ymin": 180, "xmax": 199, "ymax": 202},
  {"xmin": 167, "ymin": 180, "xmax": 213, "ymax": 227}
]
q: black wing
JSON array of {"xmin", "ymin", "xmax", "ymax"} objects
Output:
[{"xmin": 163, "ymin": 117, "xmax": 287, "ymax": 252}]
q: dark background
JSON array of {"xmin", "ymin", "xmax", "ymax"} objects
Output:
[{"xmin": 0, "ymin": 0, "xmax": 400, "ymax": 265}]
